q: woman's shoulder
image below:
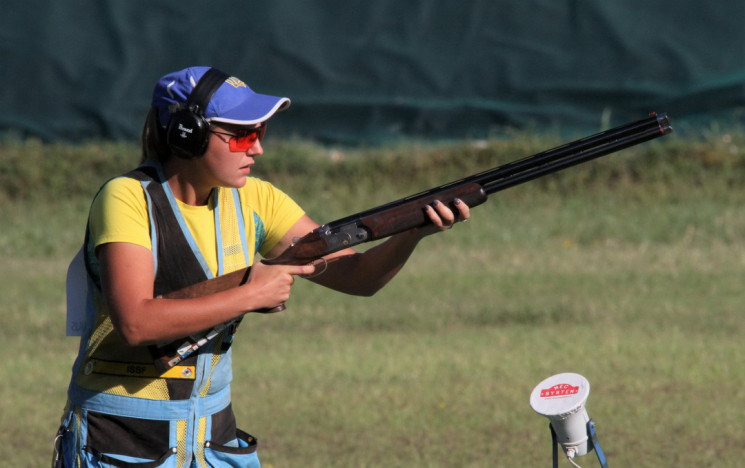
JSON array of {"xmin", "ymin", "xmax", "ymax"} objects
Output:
[
  {"xmin": 85, "ymin": 171, "xmax": 152, "ymax": 252},
  {"xmin": 100, "ymin": 174, "xmax": 145, "ymax": 194},
  {"xmin": 91, "ymin": 175, "xmax": 148, "ymax": 218},
  {"xmin": 236, "ymin": 177, "xmax": 303, "ymax": 216},
  {"xmin": 240, "ymin": 176, "xmax": 275, "ymax": 192},
  {"xmin": 237, "ymin": 177, "xmax": 286, "ymax": 201}
]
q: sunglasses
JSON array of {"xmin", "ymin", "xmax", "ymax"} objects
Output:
[{"xmin": 210, "ymin": 124, "xmax": 267, "ymax": 152}]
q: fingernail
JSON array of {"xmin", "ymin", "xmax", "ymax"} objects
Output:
[
  {"xmin": 454, "ymin": 198, "xmax": 462, "ymax": 205},
  {"xmin": 433, "ymin": 200, "xmax": 441, "ymax": 206}
]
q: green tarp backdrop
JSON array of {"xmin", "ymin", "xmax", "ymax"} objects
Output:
[{"xmin": 2, "ymin": 1, "xmax": 744, "ymax": 143}]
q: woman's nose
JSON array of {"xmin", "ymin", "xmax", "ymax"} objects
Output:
[{"xmin": 248, "ymin": 139, "xmax": 264, "ymax": 156}]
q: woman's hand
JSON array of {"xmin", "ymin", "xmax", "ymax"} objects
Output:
[
  {"xmin": 240, "ymin": 261, "xmax": 316, "ymax": 311},
  {"xmin": 418, "ymin": 197, "xmax": 471, "ymax": 237}
]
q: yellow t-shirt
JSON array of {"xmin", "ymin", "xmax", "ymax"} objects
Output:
[{"xmin": 88, "ymin": 175, "xmax": 305, "ymax": 276}]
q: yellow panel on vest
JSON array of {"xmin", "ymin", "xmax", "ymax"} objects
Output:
[{"xmin": 217, "ymin": 188, "xmax": 250, "ymax": 274}]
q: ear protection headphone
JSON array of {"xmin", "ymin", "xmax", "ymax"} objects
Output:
[{"xmin": 166, "ymin": 68, "xmax": 230, "ymax": 159}]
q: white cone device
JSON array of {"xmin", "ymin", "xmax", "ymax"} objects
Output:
[{"xmin": 530, "ymin": 372, "xmax": 592, "ymax": 457}]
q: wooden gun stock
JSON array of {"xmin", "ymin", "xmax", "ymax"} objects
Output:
[
  {"xmin": 161, "ymin": 267, "xmax": 285, "ymax": 311},
  {"xmin": 162, "ymin": 268, "xmax": 249, "ymax": 300}
]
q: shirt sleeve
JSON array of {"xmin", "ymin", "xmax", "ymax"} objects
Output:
[{"xmin": 88, "ymin": 176, "xmax": 152, "ymax": 252}]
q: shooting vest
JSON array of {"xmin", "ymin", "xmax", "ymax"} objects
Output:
[{"xmin": 58, "ymin": 162, "xmax": 262, "ymax": 468}]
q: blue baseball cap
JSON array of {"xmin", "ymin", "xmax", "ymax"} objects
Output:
[{"xmin": 152, "ymin": 66, "xmax": 291, "ymax": 127}]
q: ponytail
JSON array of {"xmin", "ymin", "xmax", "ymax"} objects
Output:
[{"xmin": 140, "ymin": 107, "xmax": 170, "ymax": 163}]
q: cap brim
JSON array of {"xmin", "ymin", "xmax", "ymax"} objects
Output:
[{"xmin": 207, "ymin": 93, "xmax": 291, "ymax": 126}]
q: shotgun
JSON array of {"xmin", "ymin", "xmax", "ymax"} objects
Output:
[{"xmin": 153, "ymin": 112, "xmax": 672, "ymax": 370}]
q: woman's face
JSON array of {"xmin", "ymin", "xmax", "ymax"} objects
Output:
[{"xmin": 199, "ymin": 123, "xmax": 265, "ymax": 188}]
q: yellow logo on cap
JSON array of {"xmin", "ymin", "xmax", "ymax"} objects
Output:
[{"xmin": 226, "ymin": 77, "xmax": 247, "ymax": 89}]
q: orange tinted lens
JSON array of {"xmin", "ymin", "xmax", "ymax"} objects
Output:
[{"xmin": 228, "ymin": 133, "xmax": 259, "ymax": 151}]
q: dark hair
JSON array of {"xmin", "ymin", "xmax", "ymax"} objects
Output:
[{"xmin": 140, "ymin": 107, "xmax": 171, "ymax": 163}]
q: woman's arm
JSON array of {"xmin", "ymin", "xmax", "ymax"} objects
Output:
[{"xmin": 265, "ymin": 198, "xmax": 470, "ymax": 296}]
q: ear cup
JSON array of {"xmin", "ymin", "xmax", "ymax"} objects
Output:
[
  {"xmin": 166, "ymin": 105, "xmax": 211, "ymax": 159},
  {"xmin": 165, "ymin": 68, "xmax": 231, "ymax": 159}
]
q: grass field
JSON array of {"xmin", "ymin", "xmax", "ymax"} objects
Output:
[{"xmin": 1, "ymin": 132, "xmax": 744, "ymax": 466}]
